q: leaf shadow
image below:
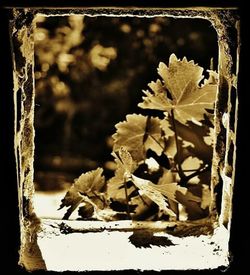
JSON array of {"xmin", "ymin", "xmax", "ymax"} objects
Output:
[{"xmin": 128, "ymin": 230, "xmax": 175, "ymax": 248}]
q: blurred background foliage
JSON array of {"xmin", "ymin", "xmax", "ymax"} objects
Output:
[{"xmin": 34, "ymin": 15, "xmax": 218, "ymax": 191}]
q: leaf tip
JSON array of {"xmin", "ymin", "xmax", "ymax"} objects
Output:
[
  {"xmin": 158, "ymin": 62, "xmax": 167, "ymax": 71},
  {"xmin": 169, "ymin": 53, "xmax": 178, "ymax": 64}
]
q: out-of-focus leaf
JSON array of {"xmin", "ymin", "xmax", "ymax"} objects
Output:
[
  {"xmin": 139, "ymin": 54, "xmax": 218, "ymax": 124},
  {"xmin": 89, "ymin": 45, "xmax": 117, "ymax": 71}
]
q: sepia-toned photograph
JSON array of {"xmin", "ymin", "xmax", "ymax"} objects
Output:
[
  {"xmin": 33, "ymin": 15, "xmax": 218, "ymax": 222},
  {"xmin": 2, "ymin": 5, "xmax": 242, "ymax": 272}
]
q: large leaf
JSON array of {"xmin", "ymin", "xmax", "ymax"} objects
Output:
[
  {"xmin": 138, "ymin": 79, "xmax": 170, "ymax": 111},
  {"xmin": 131, "ymin": 174, "xmax": 176, "ymax": 217},
  {"xmin": 113, "ymin": 114, "xmax": 165, "ymax": 161},
  {"xmin": 160, "ymin": 117, "xmax": 174, "ymax": 138},
  {"xmin": 138, "ymin": 54, "xmax": 218, "ymax": 123}
]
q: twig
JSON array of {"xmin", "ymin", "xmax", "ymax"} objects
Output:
[
  {"xmin": 124, "ymin": 181, "xmax": 131, "ymax": 219},
  {"xmin": 179, "ymin": 164, "xmax": 210, "ymax": 186},
  {"xmin": 144, "ymin": 115, "xmax": 166, "ymax": 152},
  {"xmin": 172, "ymin": 169, "xmax": 204, "ymax": 173},
  {"xmin": 92, "ymin": 191, "xmax": 106, "ymax": 205},
  {"xmin": 185, "ymin": 164, "xmax": 210, "ymax": 182},
  {"xmin": 138, "ymin": 193, "xmax": 150, "ymax": 207},
  {"xmin": 170, "ymin": 109, "xmax": 185, "ymax": 180},
  {"xmin": 148, "ymin": 134, "xmax": 165, "ymax": 150}
]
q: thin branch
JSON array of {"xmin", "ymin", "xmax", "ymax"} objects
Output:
[
  {"xmin": 124, "ymin": 181, "xmax": 131, "ymax": 219},
  {"xmin": 185, "ymin": 164, "xmax": 210, "ymax": 182},
  {"xmin": 92, "ymin": 191, "xmax": 105, "ymax": 204},
  {"xmin": 170, "ymin": 109, "xmax": 185, "ymax": 180},
  {"xmin": 172, "ymin": 169, "xmax": 204, "ymax": 173},
  {"xmin": 148, "ymin": 134, "xmax": 165, "ymax": 150},
  {"xmin": 138, "ymin": 193, "xmax": 150, "ymax": 207},
  {"xmin": 179, "ymin": 164, "xmax": 211, "ymax": 186}
]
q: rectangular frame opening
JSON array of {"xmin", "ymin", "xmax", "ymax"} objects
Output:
[{"xmin": 10, "ymin": 7, "xmax": 239, "ymax": 271}]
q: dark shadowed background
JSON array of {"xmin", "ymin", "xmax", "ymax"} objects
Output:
[{"xmin": 34, "ymin": 15, "xmax": 218, "ymax": 193}]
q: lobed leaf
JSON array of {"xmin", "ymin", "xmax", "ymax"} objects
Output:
[
  {"xmin": 59, "ymin": 168, "xmax": 106, "ymax": 219},
  {"xmin": 113, "ymin": 114, "xmax": 165, "ymax": 161},
  {"xmin": 139, "ymin": 54, "xmax": 218, "ymax": 124},
  {"xmin": 74, "ymin": 167, "xmax": 105, "ymax": 196}
]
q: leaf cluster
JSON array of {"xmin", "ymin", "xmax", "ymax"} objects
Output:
[{"xmin": 59, "ymin": 54, "xmax": 218, "ymax": 221}]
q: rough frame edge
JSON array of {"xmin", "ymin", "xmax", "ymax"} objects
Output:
[{"xmin": 10, "ymin": 7, "xmax": 239, "ymax": 271}]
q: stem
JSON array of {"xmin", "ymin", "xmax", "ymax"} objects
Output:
[
  {"xmin": 176, "ymin": 204, "xmax": 180, "ymax": 220},
  {"xmin": 92, "ymin": 191, "xmax": 105, "ymax": 204},
  {"xmin": 185, "ymin": 164, "xmax": 210, "ymax": 182},
  {"xmin": 145, "ymin": 115, "xmax": 166, "ymax": 152},
  {"xmin": 172, "ymin": 169, "xmax": 203, "ymax": 173},
  {"xmin": 138, "ymin": 193, "xmax": 150, "ymax": 207},
  {"xmin": 179, "ymin": 164, "xmax": 210, "ymax": 186},
  {"xmin": 148, "ymin": 134, "xmax": 165, "ymax": 150},
  {"xmin": 170, "ymin": 109, "xmax": 185, "ymax": 180},
  {"xmin": 124, "ymin": 181, "xmax": 131, "ymax": 219},
  {"xmin": 210, "ymin": 57, "xmax": 214, "ymax": 71},
  {"xmin": 63, "ymin": 198, "xmax": 84, "ymax": 220}
]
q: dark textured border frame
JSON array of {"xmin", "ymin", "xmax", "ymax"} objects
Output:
[{"xmin": 10, "ymin": 7, "xmax": 239, "ymax": 271}]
